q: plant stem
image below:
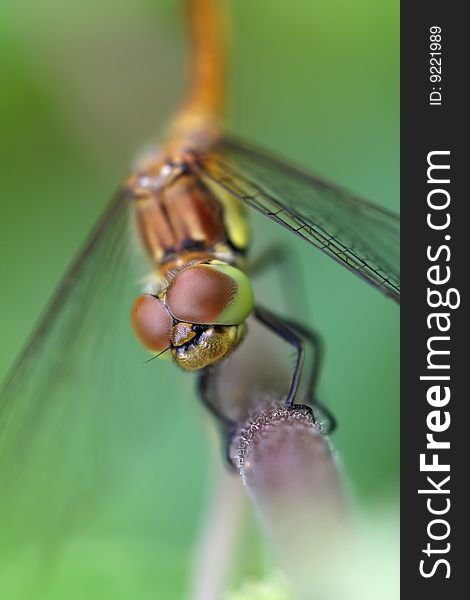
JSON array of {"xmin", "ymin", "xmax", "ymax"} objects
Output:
[
  {"xmin": 232, "ymin": 406, "xmax": 349, "ymax": 600},
  {"xmin": 187, "ymin": 456, "xmax": 246, "ymax": 600}
]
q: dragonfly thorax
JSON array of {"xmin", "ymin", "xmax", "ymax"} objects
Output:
[{"xmin": 128, "ymin": 156, "xmax": 249, "ymax": 269}]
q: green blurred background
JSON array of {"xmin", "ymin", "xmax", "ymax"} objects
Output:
[{"xmin": 0, "ymin": 0, "xmax": 399, "ymax": 597}]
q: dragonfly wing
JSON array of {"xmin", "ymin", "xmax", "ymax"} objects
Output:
[
  {"xmin": 0, "ymin": 193, "xmax": 176, "ymax": 577},
  {"xmin": 198, "ymin": 138, "xmax": 400, "ymax": 302}
]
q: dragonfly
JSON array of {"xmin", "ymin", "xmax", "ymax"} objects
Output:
[
  {"xmin": 123, "ymin": 0, "xmax": 398, "ymax": 430},
  {"xmin": 0, "ymin": 0, "xmax": 398, "ymax": 589}
]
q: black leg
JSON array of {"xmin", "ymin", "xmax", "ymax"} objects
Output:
[
  {"xmin": 198, "ymin": 369, "xmax": 232, "ymax": 428},
  {"xmin": 247, "ymin": 244, "xmax": 292, "ymax": 277},
  {"xmin": 248, "ymin": 245, "xmax": 336, "ymax": 431},
  {"xmin": 197, "ymin": 369, "xmax": 238, "ymax": 469},
  {"xmin": 277, "ymin": 316, "xmax": 336, "ymax": 432},
  {"xmin": 253, "ymin": 305, "xmax": 305, "ymax": 410},
  {"xmin": 247, "ymin": 244, "xmax": 309, "ymax": 317},
  {"xmin": 253, "ymin": 305, "xmax": 337, "ymax": 434}
]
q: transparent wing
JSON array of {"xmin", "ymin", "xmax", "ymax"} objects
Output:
[
  {"xmin": 0, "ymin": 193, "xmax": 184, "ymax": 593},
  {"xmin": 198, "ymin": 138, "xmax": 400, "ymax": 302}
]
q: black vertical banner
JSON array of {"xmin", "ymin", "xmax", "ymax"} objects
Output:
[{"xmin": 401, "ymin": 2, "xmax": 466, "ymax": 597}]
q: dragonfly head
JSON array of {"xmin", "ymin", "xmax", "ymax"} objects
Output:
[{"xmin": 131, "ymin": 262, "xmax": 254, "ymax": 370}]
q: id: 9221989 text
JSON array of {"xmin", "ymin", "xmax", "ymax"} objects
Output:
[{"xmin": 429, "ymin": 26, "xmax": 442, "ymax": 106}]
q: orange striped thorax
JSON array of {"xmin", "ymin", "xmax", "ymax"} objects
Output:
[{"xmin": 128, "ymin": 149, "xmax": 248, "ymax": 272}]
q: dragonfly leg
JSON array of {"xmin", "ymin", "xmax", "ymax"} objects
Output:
[
  {"xmin": 279, "ymin": 317, "xmax": 336, "ymax": 434},
  {"xmin": 253, "ymin": 305, "xmax": 304, "ymax": 410},
  {"xmin": 247, "ymin": 244, "xmax": 308, "ymax": 316},
  {"xmin": 197, "ymin": 369, "xmax": 238, "ymax": 469},
  {"xmin": 247, "ymin": 243, "xmax": 292, "ymax": 276},
  {"xmin": 253, "ymin": 305, "xmax": 336, "ymax": 434}
]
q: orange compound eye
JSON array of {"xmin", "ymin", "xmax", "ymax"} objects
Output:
[
  {"xmin": 166, "ymin": 263, "xmax": 253, "ymax": 325},
  {"xmin": 131, "ymin": 294, "xmax": 172, "ymax": 353}
]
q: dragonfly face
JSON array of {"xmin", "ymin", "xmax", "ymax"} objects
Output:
[{"xmin": 131, "ymin": 261, "xmax": 253, "ymax": 370}]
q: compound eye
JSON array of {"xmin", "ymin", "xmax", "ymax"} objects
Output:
[
  {"xmin": 131, "ymin": 294, "xmax": 172, "ymax": 352},
  {"xmin": 166, "ymin": 263, "xmax": 254, "ymax": 325}
]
